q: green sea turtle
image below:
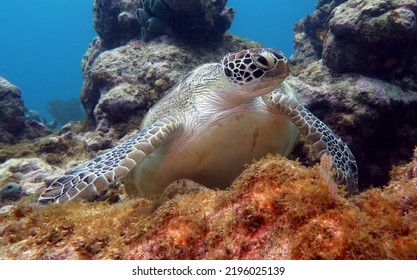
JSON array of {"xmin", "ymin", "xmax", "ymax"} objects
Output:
[{"xmin": 39, "ymin": 48, "xmax": 358, "ymax": 204}]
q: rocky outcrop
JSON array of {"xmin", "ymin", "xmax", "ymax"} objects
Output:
[
  {"xmin": 0, "ymin": 158, "xmax": 61, "ymax": 202},
  {"xmin": 292, "ymin": 0, "xmax": 417, "ymax": 83},
  {"xmin": 289, "ymin": 0, "xmax": 417, "ymax": 189},
  {"xmin": 0, "ymin": 77, "xmax": 51, "ymax": 144},
  {"xmin": 93, "ymin": 0, "xmax": 142, "ymax": 49},
  {"xmin": 286, "ymin": 66, "xmax": 417, "ymax": 190},
  {"xmin": 0, "ymin": 77, "xmax": 25, "ymax": 143},
  {"xmin": 137, "ymin": 0, "xmax": 234, "ymax": 42},
  {"xmin": 83, "ymin": 1, "xmax": 240, "ymax": 135},
  {"xmin": 291, "ymin": 0, "xmax": 349, "ymax": 67},
  {"xmin": 93, "ymin": 0, "xmax": 235, "ymax": 48},
  {"xmin": 323, "ymin": 0, "xmax": 417, "ymax": 79}
]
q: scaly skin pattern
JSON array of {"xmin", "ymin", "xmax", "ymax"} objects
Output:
[
  {"xmin": 263, "ymin": 83, "xmax": 359, "ymax": 194},
  {"xmin": 38, "ymin": 48, "xmax": 358, "ymax": 204}
]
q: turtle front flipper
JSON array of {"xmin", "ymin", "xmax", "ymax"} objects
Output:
[
  {"xmin": 38, "ymin": 116, "xmax": 183, "ymax": 204},
  {"xmin": 264, "ymin": 82, "xmax": 359, "ymax": 195}
]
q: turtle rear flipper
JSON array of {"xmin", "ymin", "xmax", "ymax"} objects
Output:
[
  {"xmin": 264, "ymin": 82, "xmax": 359, "ymax": 195},
  {"xmin": 38, "ymin": 116, "xmax": 183, "ymax": 204}
]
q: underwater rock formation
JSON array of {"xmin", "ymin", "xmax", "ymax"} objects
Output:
[
  {"xmin": 286, "ymin": 63, "xmax": 417, "ymax": 190},
  {"xmin": 323, "ymin": 0, "xmax": 417, "ymax": 79},
  {"xmin": 137, "ymin": 0, "xmax": 234, "ymax": 42},
  {"xmin": 292, "ymin": 0, "xmax": 417, "ymax": 81},
  {"xmin": 289, "ymin": 0, "xmax": 417, "ymax": 190},
  {"xmin": 93, "ymin": 0, "xmax": 142, "ymax": 49},
  {"xmin": 291, "ymin": 0, "xmax": 348, "ymax": 66},
  {"xmin": 0, "ymin": 128, "xmax": 96, "ymax": 207},
  {"xmin": 0, "ymin": 77, "xmax": 25, "ymax": 143},
  {"xmin": 1, "ymin": 154, "xmax": 416, "ymax": 259},
  {"xmin": 0, "ymin": 77, "xmax": 51, "ymax": 144},
  {"xmin": 0, "ymin": 183, "xmax": 22, "ymax": 201},
  {"xmin": 92, "ymin": 0, "xmax": 234, "ymax": 48},
  {"xmin": 81, "ymin": 35, "xmax": 259, "ymax": 133},
  {"xmin": 0, "ymin": 158, "xmax": 61, "ymax": 204}
]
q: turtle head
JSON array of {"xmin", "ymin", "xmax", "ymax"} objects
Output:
[{"xmin": 222, "ymin": 48, "xmax": 289, "ymax": 98}]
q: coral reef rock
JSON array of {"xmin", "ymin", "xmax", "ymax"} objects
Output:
[
  {"xmin": 93, "ymin": 0, "xmax": 142, "ymax": 49},
  {"xmin": 291, "ymin": 0, "xmax": 349, "ymax": 66},
  {"xmin": 289, "ymin": 0, "xmax": 417, "ymax": 190},
  {"xmin": 286, "ymin": 63, "xmax": 417, "ymax": 190},
  {"xmin": 0, "ymin": 183, "xmax": 22, "ymax": 201},
  {"xmin": 0, "ymin": 77, "xmax": 25, "ymax": 143},
  {"xmin": 0, "ymin": 157, "xmax": 62, "ymax": 202},
  {"xmin": 137, "ymin": 0, "xmax": 234, "ymax": 42},
  {"xmin": 292, "ymin": 0, "xmax": 417, "ymax": 82},
  {"xmin": 93, "ymin": 0, "xmax": 234, "ymax": 48},
  {"xmin": 1, "ymin": 154, "xmax": 416, "ymax": 259},
  {"xmin": 323, "ymin": 0, "xmax": 417, "ymax": 79},
  {"xmin": 81, "ymin": 35, "xmax": 259, "ymax": 133},
  {"xmin": 0, "ymin": 77, "xmax": 51, "ymax": 144}
]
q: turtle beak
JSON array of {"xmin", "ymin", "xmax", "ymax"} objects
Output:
[
  {"xmin": 276, "ymin": 59, "xmax": 290, "ymax": 79},
  {"xmin": 264, "ymin": 55, "xmax": 289, "ymax": 80}
]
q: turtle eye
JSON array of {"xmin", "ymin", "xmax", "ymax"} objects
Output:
[
  {"xmin": 253, "ymin": 53, "xmax": 275, "ymax": 70},
  {"xmin": 254, "ymin": 55, "xmax": 269, "ymax": 67}
]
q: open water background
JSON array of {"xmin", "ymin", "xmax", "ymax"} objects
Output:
[{"xmin": 0, "ymin": 0, "xmax": 315, "ymax": 121}]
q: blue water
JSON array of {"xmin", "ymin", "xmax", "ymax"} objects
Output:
[
  {"xmin": 0, "ymin": 0, "xmax": 315, "ymax": 122},
  {"xmin": 229, "ymin": 0, "xmax": 315, "ymax": 56},
  {"xmin": 0, "ymin": 0, "xmax": 96, "ymax": 121}
]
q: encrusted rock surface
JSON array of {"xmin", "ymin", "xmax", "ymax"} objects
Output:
[
  {"xmin": 81, "ymin": 35, "xmax": 259, "ymax": 133},
  {"xmin": 137, "ymin": 0, "xmax": 234, "ymax": 42},
  {"xmin": 289, "ymin": 0, "xmax": 417, "ymax": 189},
  {"xmin": 83, "ymin": 0, "xmax": 243, "ymax": 135},
  {"xmin": 0, "ymin": 77, "xmax": 52, "ymax": 144},
  {"xmin": 291, "ymin": 0, "xmax": 348, "ymax": 67},
  {"xmin": 292, "ymin": 0, "xmax": 417, "ymax": 82},
  {"xmin": 323, "ymin": 0, "xmax": 417, "ymax": 79},
  {"xmin": 0, "ymin": 158, "xmax": 61, "ymax": 203},
  {"xmin": 0, "ymin": 129, "xmax": 121, "ymax": 208},
  {"xmin": 0, "ymin": 77, "xmax": 25, "ymax": 143},
  {"xmin": 93, "ymin": 0, "xmax": 235, "ymax": 48},
  {"xmin": 287, "ymin": 63, "xmax": 417, "ymax": 189},
  {"xmin": 93, "ymin": 0, "xmax": 142, "ymax": 49}
]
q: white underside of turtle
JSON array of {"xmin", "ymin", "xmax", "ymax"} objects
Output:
[{"xmin": 125, "ymin": 100, "xmax": 299, "ymax": 198}]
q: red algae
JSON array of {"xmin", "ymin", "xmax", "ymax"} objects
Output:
[
  {"xmin": 1, "ymin": 152, "xmax": 417, "ymax": 259},
  {"xmin": 125, "ymin": 152, "xmax": 417, "ymax": 260}
]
